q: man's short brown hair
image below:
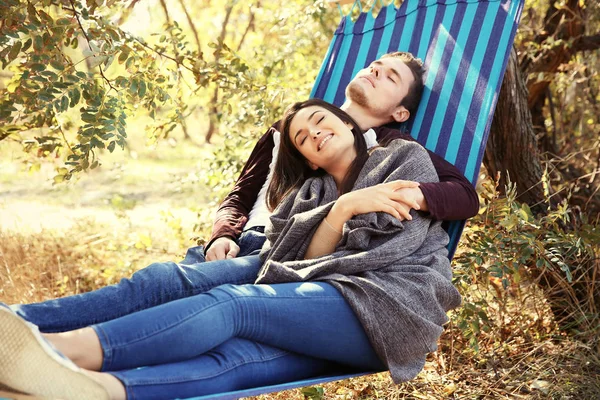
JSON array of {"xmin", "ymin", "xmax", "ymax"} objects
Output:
[{"xmin": 381, "ymin": 51, "xmax": 425, "ymax": 116}]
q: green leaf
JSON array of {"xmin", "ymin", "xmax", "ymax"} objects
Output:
[
  {"xmin": 118, "ymin": 50, "xmax": 129, "ymax": 64},
  {"xmin": 129, "ymin": 80, "xmax": 138, "ymax": 96},
  {"xmin": 33, "ymin": 36, "xmax": 43, "ymax": 52},
  {"xmin": 53, "ymin": 174, "xmax": 65, "ymax": 184},
  {"xmin": 106, "ymin": 28, "xmax": 120, "ymax": 41},
  {"xmin": 60, "ymin": 95, "xmax": 69, "ymax": 111},
  {"xmin": 69, "ymin": 88, "xmax": 81, "ymax": 107},
  {"xmin": 90, "ymin": 136, "xmax": 105, "ymax": 149},
  {"xmin": 138, "ymin": 80, "xmax": 146, "ymax": 97},
  {"xmin": 56, "ymin": 18, "xmax": 71, "ymax": 25},
  {"xmin": 37, "ymin": 9, "xmax": 54, "ymax": 24},
  {"xmin": 22, "ymin": 38, "xmax": 33, "ymax": 52},
  {"xmin": 301, "ymin": 387, "xmax": 324, "ymax": 400},
  {"xmin": 30, "ymin": 63, "xmax": 46, "ymax": 72},
  {"xmin": 40, "ymin": 71, "xmax": 58, "ymax": 80},
  {"xmin": 8, "ymin": 41, "xmax": 22, "ymax": 64},
  {"xmin": 50, "ymin": 59, "xmax": 64, "ymax": 70},
  {"xmin": 107, "ymin": 141, "xmax": 116, "ymax": 152},
  {"xmin": 81, "ymin": 113, "xmax": 96, "ymax": 123},
  {"xmin": 27, "ymin": 3, "xmax": 41, "ymax": 26}
]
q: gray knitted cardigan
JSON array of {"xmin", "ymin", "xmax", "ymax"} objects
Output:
[{"xmin": 256, "ymin": 139, "xmax": 462, "ymax": 383}]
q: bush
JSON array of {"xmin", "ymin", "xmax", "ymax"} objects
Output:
[{"xmin": 453, "ymin": 176, "xmax": 600, "ymax": 351}]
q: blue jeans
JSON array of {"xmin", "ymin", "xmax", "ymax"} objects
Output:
[
  {"xmin": 12, "ymin": 230, "xmax": 267, "ymax": 333},
  {"xmin": 11, "ymin": 230, "xmax": 384, "ymax": 398},
  {"xmin": 96, "ymin": 273, "xmax": 384, "ymax": 399},
  {"xmin": 109, "ymin": 338, "xmax": 338, "ymax": 400}
]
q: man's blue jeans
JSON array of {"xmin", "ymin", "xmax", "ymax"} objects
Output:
[{"xmin": 12, "ymin": 230, "xmax": 267, "ymax": 333}]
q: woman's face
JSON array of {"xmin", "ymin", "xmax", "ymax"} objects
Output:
[{"xmin": 288, "ymin": 105, "xmax": 356, "ymax": 171}]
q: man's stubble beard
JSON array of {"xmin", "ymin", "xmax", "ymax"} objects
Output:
[{"xmin": 346, "ymin": 81, "xmax": 370, "ymax": 108}]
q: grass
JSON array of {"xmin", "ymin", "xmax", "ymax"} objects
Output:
[{"xmin": 1, "ymin": 134, "xmax": 599, "ymax": 399}]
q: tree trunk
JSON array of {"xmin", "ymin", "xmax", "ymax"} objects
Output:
[
  {"xmin": 205, "ymin": 2, "xmax": 235, "ymax": 143},
  {"xmin": 160, "ymin": 0, "xmax": 192, "ymax": 141},
  {"xmin": 484, "ymin": 47, "xmax": 550, "ymax": 208}
]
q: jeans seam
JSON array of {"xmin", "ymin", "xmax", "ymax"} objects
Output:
[
  {"xmin": 106, "ymin": 294, "xmax": 344, "ymax": 350},
  {"xmin": 114, "ymin": 348, "xmax": 294, "ymax": 386},
  {"xmin": 93, "ymin": 324, "xmax": 114, "ymax": 371}
]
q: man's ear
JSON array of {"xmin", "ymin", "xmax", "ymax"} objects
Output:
[{"xmin": 391, "ymin": 106, "xmax": 410, "ymax": 123}]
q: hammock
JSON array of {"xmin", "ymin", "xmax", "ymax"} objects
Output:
[{"xmin": 187, "ymin": 0, "xmax": 524, "ymax": 398}]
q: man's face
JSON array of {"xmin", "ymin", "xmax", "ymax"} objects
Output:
[{"xmin": 346, "ymin": 57, "xmax": 415, "ymax": 120}]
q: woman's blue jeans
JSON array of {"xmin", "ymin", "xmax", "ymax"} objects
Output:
[
  {"xmin": 10, "ymin": 230, "xmax": 385, "ymax": 398},
  {"xmin": 98, "ymin": 277, "xmax": 384, "ymax": 399}
]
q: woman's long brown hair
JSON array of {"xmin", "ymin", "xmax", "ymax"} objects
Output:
[{"xmin": 266, "ymin": 99, "xmax": 369, "ymax": 211}]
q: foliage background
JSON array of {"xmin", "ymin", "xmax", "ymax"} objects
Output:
[{"xmin": 1, "ymin": 0, "xmax": 599, "ymax": 398}]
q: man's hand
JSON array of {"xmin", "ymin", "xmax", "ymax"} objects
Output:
[
  {"xmin": 394, "ymin": 185, "xmax": 428, "ymax": 215},
  {"xmin": 206, "ymin": 237, "xmax": 240, "ymax": 261}
]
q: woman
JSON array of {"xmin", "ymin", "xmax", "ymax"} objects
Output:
[{"xmin": 0, "ymin": 99, "xmax": 461, "ymax": 400}]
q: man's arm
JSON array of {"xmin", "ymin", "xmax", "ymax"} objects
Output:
[
  {"xmin": 205, "ymin": 122, "xmax": 280, "ymax": 254},
  {"xmin": 375, "ymin": 126, "xmax": 480, "ymax": 220}
]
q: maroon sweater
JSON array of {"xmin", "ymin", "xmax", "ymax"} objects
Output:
[{"xmin": 206, "ymin": 122, "xmax": 479, "ymax": 250}]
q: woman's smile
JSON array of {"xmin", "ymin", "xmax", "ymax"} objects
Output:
[{"xmin": 317, "ymin": 134, "xmax": 334, "ymax": 151}]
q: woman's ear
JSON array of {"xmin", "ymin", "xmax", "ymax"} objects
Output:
[{"xmin": 307, "ymin": 160, "xmax": 319, "ymax": 170}]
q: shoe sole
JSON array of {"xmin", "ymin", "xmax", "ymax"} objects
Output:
[{"xmin": 0, "ymin": 309, "xmax": 109, "ymax": 400}]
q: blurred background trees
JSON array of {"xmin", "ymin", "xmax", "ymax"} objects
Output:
[{"xmin": 0, "ymin": 0, "xmax": 335, "ymax": 184}]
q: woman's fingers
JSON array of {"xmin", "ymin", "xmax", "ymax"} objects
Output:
[
  {"xmin": 389, "ymin": 187, "xmax": 422, "ymax": 211},
  {"xmin": 382, "ymin": 204, "xmax": 402, "ymax": 220},
  {"xmin": 383, "ymin": 199, "xmax": 411, "ymax": 220},
  {"xmin": 386, "ymin": 180, "xmax": 420, "ymax": 190}
]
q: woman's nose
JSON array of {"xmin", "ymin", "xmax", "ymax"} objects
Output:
[{"xmin": 309, "ymin": 128, "xmax": 320, "ymax": 138}]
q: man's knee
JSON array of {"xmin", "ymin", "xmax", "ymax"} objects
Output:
[{"xmin": 130, "ymin": 261, "xmax": 180, "ymax": 283}]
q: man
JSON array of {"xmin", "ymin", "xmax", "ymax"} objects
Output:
[
  {"xmin": 10, "ymin": 52, "xmax": 478, "ymax": 333},
  {"xmin": 205, "ymin": 51, "xmax": 478, "ymax": 261}
]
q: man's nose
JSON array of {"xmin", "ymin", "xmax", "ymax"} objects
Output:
[{"xmin": 370, "ymin": 66, "xmax": 380, "ymax": 78}]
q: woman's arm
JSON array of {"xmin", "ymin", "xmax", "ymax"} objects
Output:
[{"xmin": 304, "ymin": 180, "xmax": 420, "ymax": 259}]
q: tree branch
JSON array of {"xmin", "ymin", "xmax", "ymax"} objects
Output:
[
  {"xmin": 159, "ymin": 0, "xmax": 192, "ymax": 140},
  {"xmin": 573, "ymin": 33, "xmax": 600, "ymax": 53},
  {"xmin": 205, "ymin": 1, "xmax": 235, "ymax": 143},
  {"xmin": 237, "ymin": 2, "xmax": 257, "ymax": 52},
  {"xmin": 177, "ymin": 0, "xmax": 203, "ymax": 59},
  {"xmin": 68, "ymin": 0, "xmax": 116, "ymax": 91}
]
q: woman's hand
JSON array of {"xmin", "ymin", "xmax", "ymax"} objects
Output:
[{"xmin": 330, "ymin": 180, "xmax": 422, "ymax": 226}]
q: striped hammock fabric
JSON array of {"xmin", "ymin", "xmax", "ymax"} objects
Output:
[
  {"xmin": 190, "ymin": 0, "xmax": 524, "ymax": 398},
  {"xmin": 313, "ymin": 0, "xmax": 524, "ymax": 258}
]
